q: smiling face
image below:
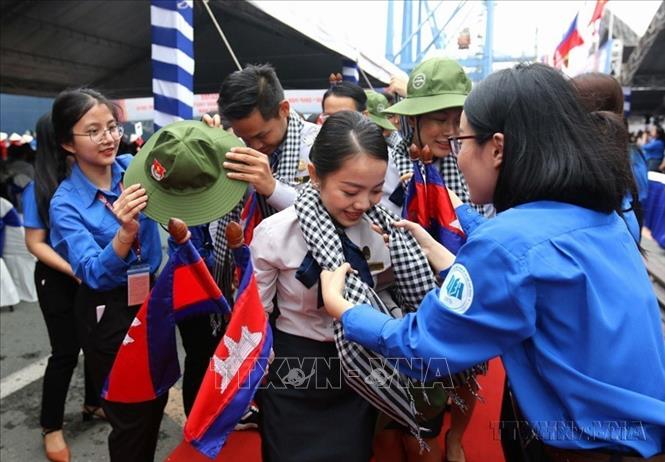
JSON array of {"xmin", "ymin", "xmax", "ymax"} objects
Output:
[
  {"xmin": 61, "ymin": 102, "xmax": 120, "ymax": 171},
  {"xmin": 229, "ymin": 101, "xmax": 290, "ymax": 155},
  {"xmin": 455, "ymin": 111, "xmax": 503, "ymax": 205},
  {"xmin": 409, "ymin": 107, "xmax": 462, "ymax": 158},
  {"xmin": 308, "ymin": 153, "xmax": 387, "ymax": 227}
]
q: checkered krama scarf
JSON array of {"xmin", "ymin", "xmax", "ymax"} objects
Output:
[
  {"xmin": 295, "ymin": 183, "xmax": 436, "ymax": 440},
  {"xmin": 212, "ymin": 111, "xmax": 306, "ymax": 293}
]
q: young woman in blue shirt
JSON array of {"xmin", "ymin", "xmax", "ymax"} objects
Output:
[
  {"xmin": 23, "ymin": 113, "xmax": 103, "ymax": 462},
  {"xmin": 48, "ymin": 89, "xmax": 165, "ymax": 462},
  {"xmin": 321, "ymin": 64, "xmax": 665, "ymax": 461}
]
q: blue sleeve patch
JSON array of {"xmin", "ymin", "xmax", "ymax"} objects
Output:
[{"xmin": 438, "ymin": 263, "xmax": 474, "ymax": 314}]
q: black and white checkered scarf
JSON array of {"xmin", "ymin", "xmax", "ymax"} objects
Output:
[
  {"xmin": 273, "ymin": 110, "xmax": 304, "ymax": 189},
  {"xmin": 294, "ymin": 183, "xmax": 436, "ymax": 441},
  {"xmin": 392, "ymin": 134, "xmax": 486, "ymax": 215},
  {"xmin": 212, "ymin": 111, "xmax": 306, "ymax": 293}
]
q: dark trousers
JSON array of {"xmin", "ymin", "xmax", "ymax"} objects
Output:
[
  {"xmin": 260, "ymin": 330, "xmax": 376, "ymax": 462},
  {"xmin": 177, "ymin": 315, "xmax": 222, "ymax": 415},
  {"xmin": 35, "ymin": 261, "xmax": 99, "ymax": 430},
  {"xmin": 76, "ymin": 283, "xmax": 166, "ymax": 462}
]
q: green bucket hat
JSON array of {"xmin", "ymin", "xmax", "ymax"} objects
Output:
[
  {"xmin": 124, "ymin": 121, "xmax": 247, "ymax": 226},
  {"xmin": 384, "ymin": 58, "xmax": 471, "ymax": 116},
  {"xmin": 365, "ymin": 90, "xmax": 396, "ymax": 131}
]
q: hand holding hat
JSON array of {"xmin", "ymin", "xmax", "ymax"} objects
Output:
[
  {"xmin": 124, "ymin": 121, "xmax": 248, "ymax": 226},
  {"xmin": 223, "ymin": 146, "xmax": 276, "ymax": 197}
]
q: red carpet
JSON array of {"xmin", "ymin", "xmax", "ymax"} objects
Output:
[{"xmin": 168, "ymin": 358, "xmax": 506, "ymax": 462}]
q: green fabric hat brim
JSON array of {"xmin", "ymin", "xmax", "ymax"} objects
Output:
[
  {"xmin": 383, "ymin": 93, "xmax": 467, "ymax": 116},
  {"xmin": 123, "ymin": 122, "xmax": 247, "ymax": 227},
  {"xmin": 367, "ymin": 113, "xmax": 396, "ymax": 131}
]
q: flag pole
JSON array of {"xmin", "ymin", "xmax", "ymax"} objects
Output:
[
  {"xmin": 200, "ymin": 0, "xmax": 242, "ymax": 71},
  {"xmin": 359, "ymin": 66, "xmax": 374, "ymax": 90}
]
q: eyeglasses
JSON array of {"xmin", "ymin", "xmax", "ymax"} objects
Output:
[
  {"xmin": 447, "ymin": 135, "xmax": 476, "ymax": 158},
  {"xmin": 73, "ymin": 124, "xmax": 124, "ymax": 145}
]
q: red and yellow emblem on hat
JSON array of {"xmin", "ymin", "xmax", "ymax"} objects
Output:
[{"xmin": 151, "ymin": 159, "xmax": 166, "ymax": 181}]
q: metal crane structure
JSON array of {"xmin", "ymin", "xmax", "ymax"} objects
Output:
[{"xmin": 385, "ymin": 0, "xmax": 536, "ymax": 81}]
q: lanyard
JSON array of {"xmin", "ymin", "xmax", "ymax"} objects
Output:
[{"xmin": 96, "ymin": 189, "xmax": 142, "ymax": 263}]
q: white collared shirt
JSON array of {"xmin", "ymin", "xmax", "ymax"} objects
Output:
[{"xmin": 250, "ymin": 206, "xmax": 393, "ymax": 342}]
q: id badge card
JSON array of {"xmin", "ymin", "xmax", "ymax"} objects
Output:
[{"xmin": 127, "ymin": 264, "xmax": 151, "ymax": 306}]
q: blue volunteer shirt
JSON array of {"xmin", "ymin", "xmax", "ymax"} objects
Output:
[
  {"xmin": 342, "ymin": 201, "xmax": 665, "ymax": 457},
  {"xmin": 22, "ymin": 182, "xmax": 46, "ymax": 230},
  {"xmin": 50, "ymin": 154, "xmax": 162, "ymax": 290},
  {"xmin": 642, "ymin": 138, "xmax": 665, "ymax": 162}
]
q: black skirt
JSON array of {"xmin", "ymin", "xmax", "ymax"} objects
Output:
[{"xmin": 259, "ymin": 329, "xmax": 377, "ymax": 462}]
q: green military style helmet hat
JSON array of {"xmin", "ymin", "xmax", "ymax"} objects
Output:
[
  {"xmin": 365, "ymin": 90, "xmax": 397, "ymax": 131},
  {"xmin": 124, "ymin": 120, "xmax": 248, "ymax": 226},
  {"xmin": 384, "ymin": 57, "xmax": 472, "ymax": 116}
]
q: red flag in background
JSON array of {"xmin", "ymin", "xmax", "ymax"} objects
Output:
[
  {"xmin": 588, "ymin": 0, "xmax": 608, "ymax": 25},
  {"xmin": 553, "ymin": 14, "xmax": 585, "ymax": 68}
]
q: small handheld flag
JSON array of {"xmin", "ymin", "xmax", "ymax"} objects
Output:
[
  {"xmin": 402, "ymin": 144, "xmax": 466, "ymax": 254},
  {"xmin": 102, "ymin": 221, "xmax": 229, "ymax": 403},
  {"xmin": 183, "ymin": 222, "xmax": 272, "ymax": 459}
]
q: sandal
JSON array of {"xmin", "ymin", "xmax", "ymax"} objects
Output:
[
  {"xmin": 81, "ymin": 405, "xmax": 107, "ymax": 422},
  {"xmin": 42, "ymin": 428, "xmax": 70, "ymax": 462}
]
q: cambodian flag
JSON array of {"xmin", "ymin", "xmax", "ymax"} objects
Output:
[
  {"xmin": 102, "ymin": 239, "xmax": 230, "ymax": 403},
  {"xmin": 553, "ymin": 14, "xmax": 585, "ymax": 68},
  {"xmin": 403, "ymin": 161, "xmax": 465, "ymax": 255},
  {"xmin": 402, "ymin": 161, "xmax": 428, "ymax": 227},
  {"xmin": 183, "ymin": 242, "xmax": 272, "ymax": 459},
  {"xmin": 240, "ymin": 191, "xmax": 262, "ymax": 244},
  {"xmin": 424, "ymin": 163, "xmax": 465, "ymax": 255}
]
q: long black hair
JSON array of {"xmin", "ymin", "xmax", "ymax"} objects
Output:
[
  {"xmin": 33, "ymin": 113, "xmax": 65, "ymax": 227},
  {"xmin": 310, "ymin": 110, "xmax": 387, "ymax": 179},
  {"xmin": 464, "ymin": 63, "xmax": 631, "ymax": 214},
  {"xmin": 51, "ymin": 88, "xmax": 119, "ymax": 148}
]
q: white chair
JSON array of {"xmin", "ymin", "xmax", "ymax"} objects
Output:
[
  {"xmin": 1, "ymin": 197, "xmax": 37, "ymax": 304},
  {"xmin": 0, "ymin": 257, "xmax": 20, "ymax": 308}
]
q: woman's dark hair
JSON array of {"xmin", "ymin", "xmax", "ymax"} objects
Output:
[
  {"xmin": 571, "ymin": 72, "xmax": 639, "ymax": 224},
  {"xmin": 48, "ymin": 88, "xmax": 119, "ymax": 222},
  {"xmin": 51, "ymin": 88, "xmax": 119, "ymax": 148},
  {"xmin": 464, "ymin": 63, "xmax": 632, "ymax": 214},
  {"xmin": 218, "ymin": 64, "xmax": 284, "ymax": 121},
  {"xmin": 33, "ymin": 113, "xmax": 66, "ymax": 227},
  {"xmin": 322, "ymin": 82, "xmax": 368, "ymax": 112},
  {"xmin": 310, "ymin": 110, "xmax": 387, "ymax": 179},
  {"xmin": 572, "ymin": 73, "xmax": 624, "ymax": 115}
]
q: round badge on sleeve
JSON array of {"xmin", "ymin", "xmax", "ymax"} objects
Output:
[{"xmin": 438, "ymin": 263, "xmax": 474, "ymax": 314}]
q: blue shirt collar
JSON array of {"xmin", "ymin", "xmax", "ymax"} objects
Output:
[{"xmin": 69, "ymin": 160, "xmax": 125, "ymax": 208}]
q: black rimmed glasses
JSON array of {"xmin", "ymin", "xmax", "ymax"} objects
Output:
[
  {"xmin": 73, "ymin": 124, "xmax": 124, "ymax": 145},
  {"xmin": 447, "ymin": 135, "xmax": 476, "ymax": 158}
]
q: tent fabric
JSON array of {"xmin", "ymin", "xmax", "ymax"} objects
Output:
[{"xmin": 0, "ymin": 0, "xmax": 406, "ymax": 99}]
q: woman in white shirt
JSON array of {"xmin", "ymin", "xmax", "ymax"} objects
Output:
[{"xmin": 251, "ymin": 111, "xmax": 450, "ymax": 462}]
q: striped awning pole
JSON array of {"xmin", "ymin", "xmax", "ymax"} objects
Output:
[
  {"xmin": 342, "ymin": 58, "xmax": 359, "ymax": 84},
  {"xmin": 151, "ymin": 0, "xmax": 194, "ymax": 130}
]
